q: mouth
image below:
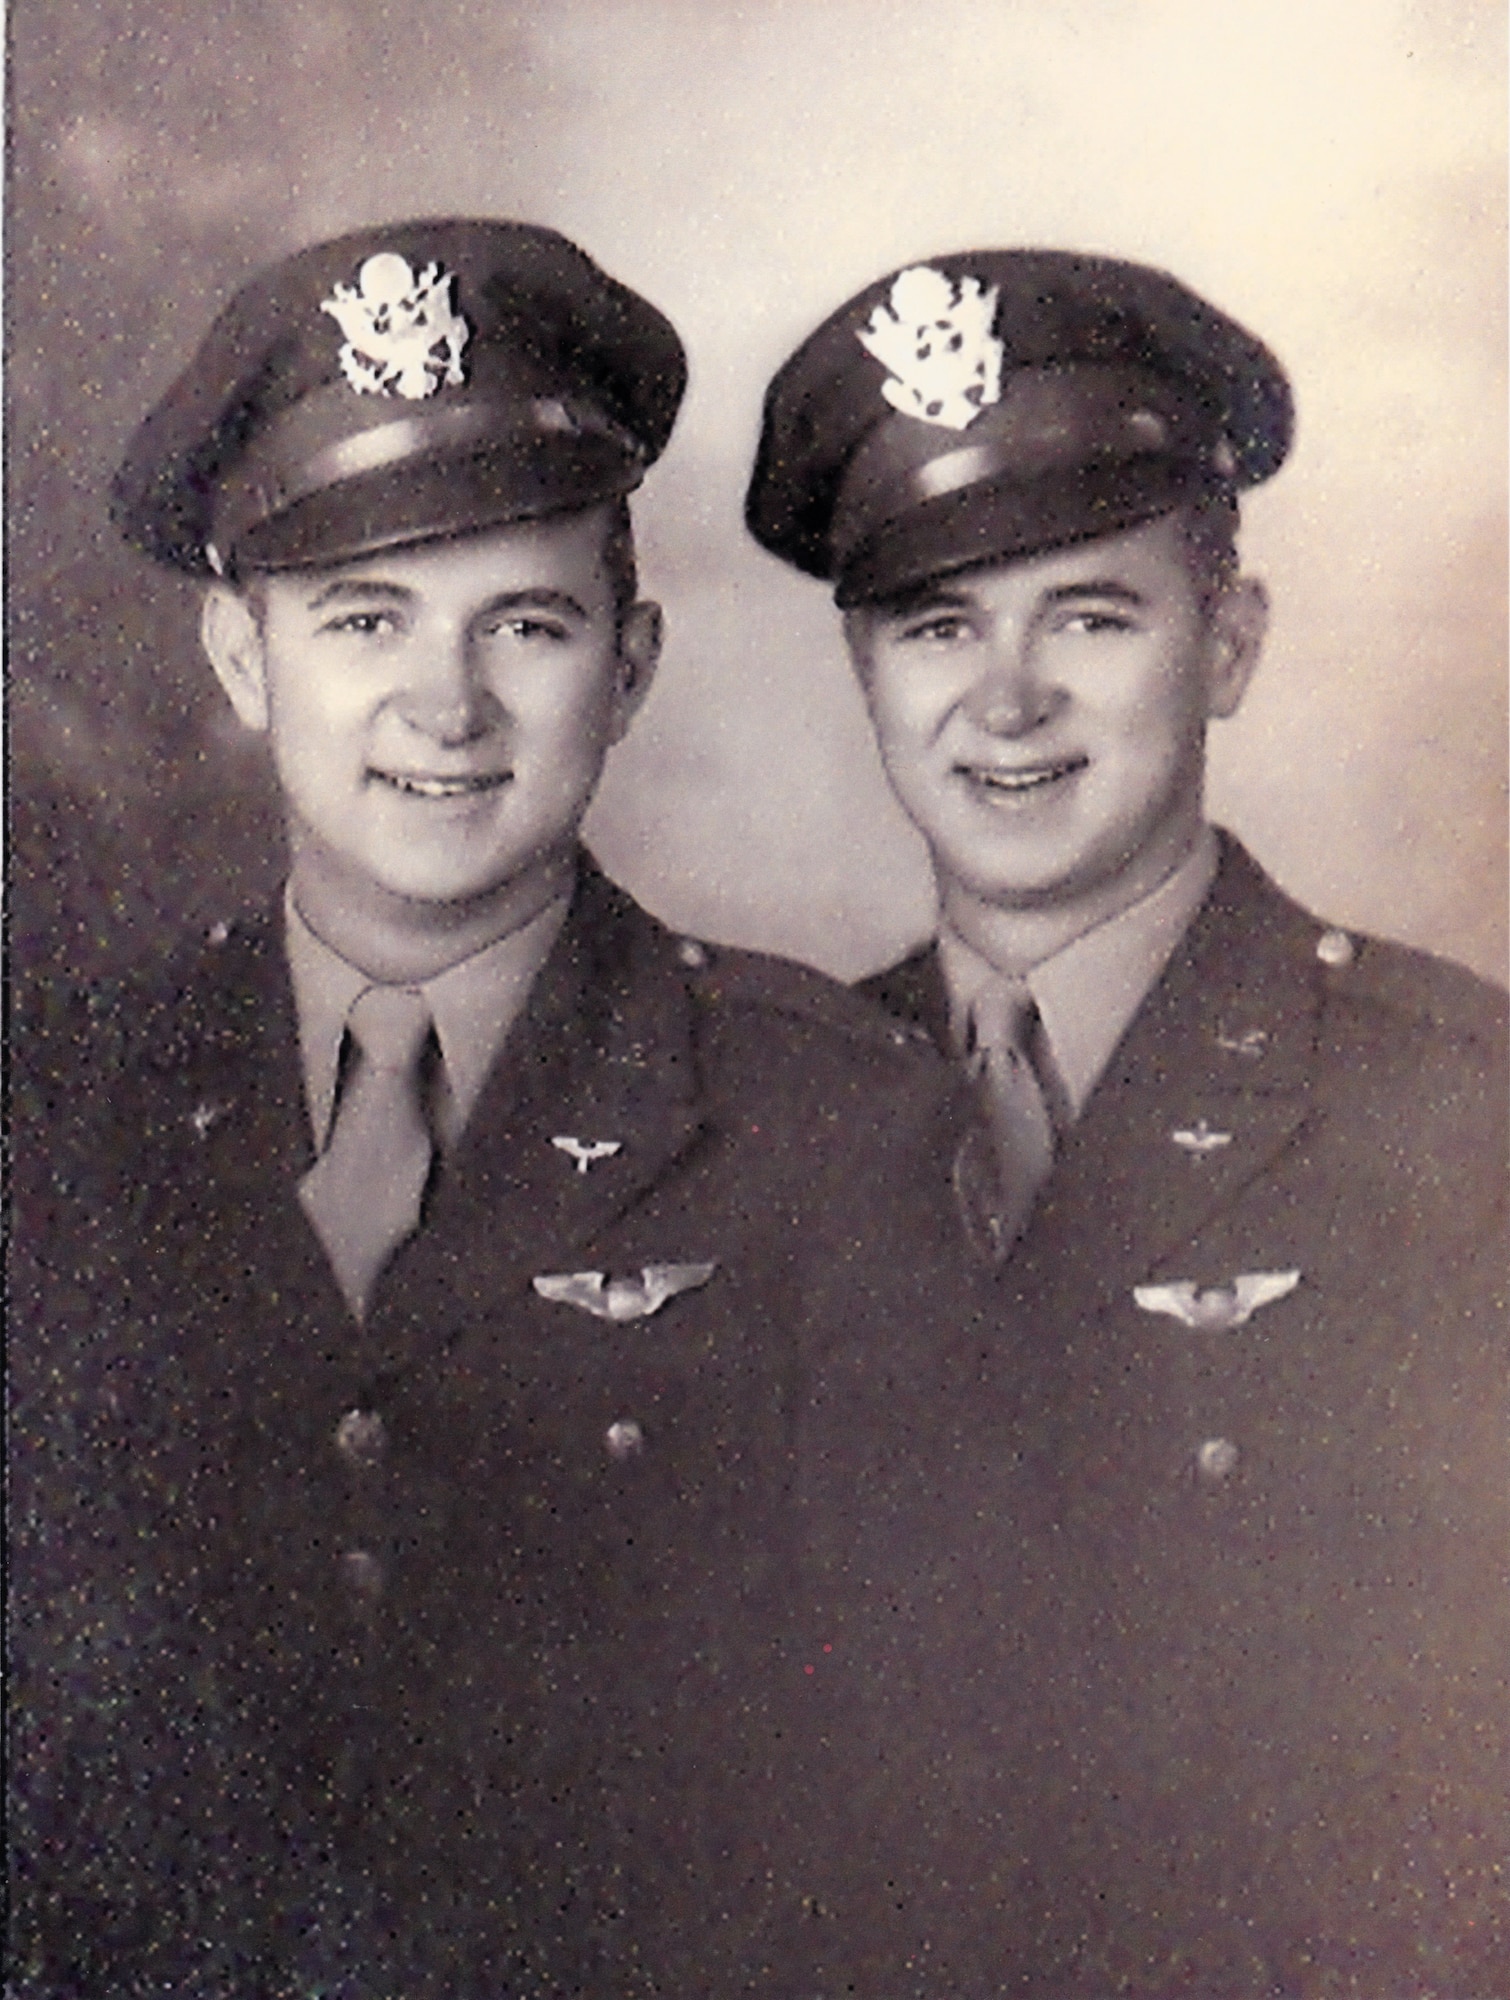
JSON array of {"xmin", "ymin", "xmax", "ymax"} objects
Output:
[
  {"xmin": 369, "ymin": 770, "xmax": 512, "ymax": 800},
  {"xmin": 956, "ymin": 753, "xmax": 1088, "ymax": 798}
]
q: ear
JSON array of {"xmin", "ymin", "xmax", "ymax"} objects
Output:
[
  {"xmin": 607, "ymin": 599, "xmax": 663, "ymax": 743},
  {"xmin": 200, "ymin": 583, "xmax": 271, "ymax": 733},
  {"xmin": 1203, "ymin": 574, "xmax": 1268, "ymax": 721}
]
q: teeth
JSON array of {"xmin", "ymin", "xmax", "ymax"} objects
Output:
[
  {"xmin": 970, "ymin": 762, "xmax": 1078, "ymax": 793},
  {"xmin": 376, "ymin": 772, "xmax": 507, "ymax": 798}
]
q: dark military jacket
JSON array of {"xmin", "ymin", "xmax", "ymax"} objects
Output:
[
  {"xmin": 10, "ymin": 859, "xmax": 966, "ymax": 1999},
  {"xmin": 793, "ymin": 834, "xmax": 1509, "ymax": 1996}
]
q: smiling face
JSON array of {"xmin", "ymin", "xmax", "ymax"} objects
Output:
[
  {"xmin": 844, "ymin": 511, "xmax": 1266, "ymax": 956},
  {"xmin": 201, "ymin": 506, "xmax": 660, "ymax": 976}
]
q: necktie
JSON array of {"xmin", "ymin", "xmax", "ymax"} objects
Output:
[
  {"xmin": 300, "ymin": 985, "xmax": 436, "ymax": 1319},
  {"xmin": 967, "ymin": 975, "xmax": 1057, "ymax": 1252}
]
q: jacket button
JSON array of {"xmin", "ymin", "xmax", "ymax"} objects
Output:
[
  {"xmin": 335, "ymin": 1407, "xmax": 387, "ymax": 1467},
  {"xmin": 1315, "ymin": 928, "xmax": 1355, "ymax": 968},
  {"xmin": 339, "ymin": 1548, "xmax": 385, "ymax": 1596},
  {"xmin": 605, "ymin": 1418, "xmax": 645, "ymax": 1460},
  {"xmin": 1195, "ymin": 1436, "xmax": 1240, "ymax": 1484},
  {"xmin": 677, "ymin": 938, "xmax": 709, "ymax": 969}
]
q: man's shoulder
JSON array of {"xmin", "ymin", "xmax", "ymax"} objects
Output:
[
  {"xmin": 1211, "ymin": 841, "xmax": 1507, "ymax": 1066},
  {"xmin": 16, "ymin": 910, "xmax": 284, "ymax": 1116},
  {"xmin": 580, "ymin": 864, "xmax": 942, "ymax": 1071},
  {"xmin": 676, "ymin": 931, "xmax": 940, "ymax": 1061},
  {"xmin": 1311, "ymin": 924, "xmax": 1506, "ymax": 1053}
]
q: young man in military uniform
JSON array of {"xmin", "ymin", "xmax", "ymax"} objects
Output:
[
  {"xmin": 10, "ymin": 221, "xmax": 968, "ymax": 1997},
  {"xmin": 746, "ymin": 252, "xmax": 1508, "ymax": 1992}
]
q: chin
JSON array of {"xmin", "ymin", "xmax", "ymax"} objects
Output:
[{"xmin": 385, "ymin": 872, "xmax": 522, "ymax": 913}]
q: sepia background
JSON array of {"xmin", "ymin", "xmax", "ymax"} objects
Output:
[{"xmin": 8, "ymin": 0, "xmax": 1506, "ymax": 987}]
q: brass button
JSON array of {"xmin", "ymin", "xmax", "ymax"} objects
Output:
[
  {"xmin": 339, "ymin": 1548, "xmax": 384, "ymax": 1596},
  {"xmin": 1315, "ymin": 928, "xmax": 1355, "ymax": 969},
  {"xmin": 335, "ymin": 1407, "xmax": 387, "ymax": 1467},
  {"xmin": 676, "ymin": 938, "xmax": 709, "ymax": 970},
  {"xmin": 1195, "ymin": 1437, "xmax": 1240, "ymax": 1484},
  {"xmin": 605, "ymin": 1419, "xmax": 645, "ymax": 1461}
]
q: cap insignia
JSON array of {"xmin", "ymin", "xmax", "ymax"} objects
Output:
[
  {"xmin": 857, "ymin": 266, "xmax": 1003, "ymax": 431},
  {"xmin": 320, "ymin": 252, "xmax": 470, "ymax": 401}
]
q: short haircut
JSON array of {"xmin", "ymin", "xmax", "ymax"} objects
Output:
[
  {"xmin": 230, "ymin": 496, "xmax": 640, "ymax": 630},
  {"xmin": 1176, "ymin": 492, "xmax": 1241, "ymax": 613},
  {"xmin": 600, "ymin": 495, "xmax": 639, "ymax": 626}
]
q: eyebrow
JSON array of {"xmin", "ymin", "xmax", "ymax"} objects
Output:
[
  {"xmin": 304, "ymin": 579, "xmax": 415, "ymax": 609},
  {"xmin": 1040, "ymin": 580, "xmax": 1148, "ymax": 608},
  {"xmin": 474, "ymin": 587, "xmax": 591, "ymax": 621},
  {"xmin": 302, "ymin": 581, "xmax": 591, "ymax": 619},
  {"xmin": 879, "ymin": 577, "xmax": 1151, "ymax": 618}
]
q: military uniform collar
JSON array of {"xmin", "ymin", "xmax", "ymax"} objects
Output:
[
  {"xmin": 938, "ymin": 828, "xmax": 1219, "ymax": 1118},
  {"xmin": 285, "ymin": 884, "xmax": 570, "ymax": 1151}
]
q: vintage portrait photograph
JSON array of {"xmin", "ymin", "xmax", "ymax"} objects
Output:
[{"xmin": 8, "ymin": 2, "xmax": 1506, "ymax": 1993}]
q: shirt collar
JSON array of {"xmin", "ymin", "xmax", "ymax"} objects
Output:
[
  {"xmin": 285, "ymin": 889, "xmax": 571, "ymax": 1151},
  {"xmin": 938, "ymin": 826, "xmax": 1218, "ymax": 1120}
]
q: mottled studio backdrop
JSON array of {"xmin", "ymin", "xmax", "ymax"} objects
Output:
[{"xmin": 8, "ymin": 0, "xmax": 1506, "ymax": 986}]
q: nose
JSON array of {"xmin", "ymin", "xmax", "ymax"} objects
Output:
[
  {"xmin": 964, "ymin": 631, "xmax": 1060, "ymax": 738},
  {"xmin": 398, "ymin": 629, "xmax": 499, "ymax": 743}
]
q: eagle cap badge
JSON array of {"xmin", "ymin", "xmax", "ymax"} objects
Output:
[
  {"xmin": 320, "ymin": 252, "xmax": 470, "ymax": 400},
  {"xmin": 857, "ymin": 266, "xmax": 1003, "ymax": 431}
]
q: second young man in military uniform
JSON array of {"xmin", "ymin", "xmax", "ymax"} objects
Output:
[
  {"xmin": 11, "ymin": 221, "xmax": 968, "ymax": 1997},
  {"xmin": 747, "ymin": 251, "xmax": 1508, "ymax": 1993}
]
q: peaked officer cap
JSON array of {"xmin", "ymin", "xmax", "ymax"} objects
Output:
[
  {"xmin": 746, "ymin": 249, "xmax": 1292, "ymax": 606},
  {"xmin": 115, "ymin": 219, "xmax": 687, "ymax": 575}
]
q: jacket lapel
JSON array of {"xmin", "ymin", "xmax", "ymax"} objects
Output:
[
  {"xmin": 382, "ymin": 865, "xmax": 707, "ymax": 1319},
  {"xmin": 861, "ymin": 846, "xmax": 1327, "ymax": 1311},
  {"xmin": 140, "ymin": 918, "xmax": 313, "ymax": 1189},
  {"xmin": 857, "ymin": 945, "xmax": 954, "ymax": 1050},
  {"xmin": 1017, "ymin": 842, "xmax": 1322, "ymax": 1308},
  {"xmin": 132, "ymin": 916, "xmax": 357, "ymax": 1348}
]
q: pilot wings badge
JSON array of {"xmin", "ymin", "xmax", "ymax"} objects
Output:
[
  {"xmin": 532, "ymin": 1262, "xmax": 717, "ymax": 1324},
  {"xmin": 1133, "ymin": 1270, "xmax": 1301, "ymax": 1333},
  {"xmin": 321, "ymin": 252, "xmax": 470, "ymax": 400},
  {"xmin": 551, "ymin": 1136, "xmax": 623, "ymax": 1175},
  {"xmin": 857, "ymin": 265, "xmax": 1003, "ymax": 431}
]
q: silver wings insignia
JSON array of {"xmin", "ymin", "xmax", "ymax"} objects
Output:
[
  {"xmin": 1133, "ymin": 1270, "xmax": 1301, "ymax": 1332},
  {"xmin": 551, "ymin": 1136, "xmax": 623, "ymax": 1174},
  {"xmin": 532, "ymin": 1262, "xmax": 717, "ymax": 1323}
]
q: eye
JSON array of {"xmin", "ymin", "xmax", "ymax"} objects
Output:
[
  {"xmin": 321, "ymin": 608, "xmax": 400, "ymax": 638},
  {"xmin": 1047, "ymin": 608, "xmax": 1139, "ymax": 639},
  {"xmin": 482, "ymin": 614, "xmax": 573, "ymax": 644},
  {"xmin": 894, "ymin": 611, "xmax": 978, "ymax": 646}
]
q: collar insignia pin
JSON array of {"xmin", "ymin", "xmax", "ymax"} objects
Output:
[
  {"xmin": 857, "ymin": 266, "xmax": 1004, "ymax": 430},
  {"xmin": 1134, "ymin": 1269, "xmax": 1301, "ymax": 1332},
  {"xmin": 321, "ymin": 252, "xmax": 470, "ymax": 400},
  {"xmin": 533, "ymin": 1262, "xmax": 717, "ymax": 1323},
  {"xmin": 551, "ymin": 1135, "xmax": 623, "ymax": 1175},
  {"xmin": 1215, "ymin": 1026, "xmax": 1269, "ymax": 1058},
  {"xmin": 1172, "ymin": 1119, "xmax": 1233, "ymax": 1157}
]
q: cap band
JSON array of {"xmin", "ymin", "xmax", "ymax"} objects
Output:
[
  {"xmin": 210, "ymin": 377, "xmax": 645, "ymax": 563},
  {"xmin": 831, "ymin": 363, "xmax": 1221, "ymax": 572}
]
